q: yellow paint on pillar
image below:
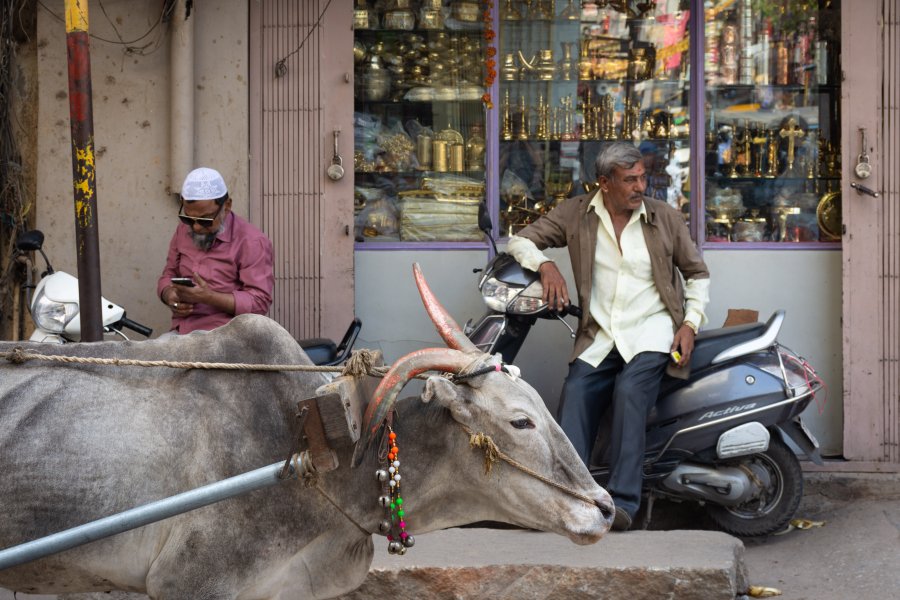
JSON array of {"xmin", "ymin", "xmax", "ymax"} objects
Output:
[
  {"xmin": 73, "ymin": 140, "xmax": 95, "ymax": 226},
  {"xmin": 65, "ymin": 0, "xmax": 89, "ymax": 33},
  {"xmin": 75, "ymin": 144, "xmax": 95, "ymax": 169}
]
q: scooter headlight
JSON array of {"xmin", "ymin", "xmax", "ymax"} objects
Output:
[
  {"xmin": 507, "ymin": 280, "xmax": 546, "ymax": 314},
  {"xmin": 31, "ymin": 287, "xmax": 79, "ymax": 334},
  {"xmin": 481, "ymin": 277, "xmax": 514, "ymax": 312},
  {"xmin": 481, "ymin": 276, "xmax": 547, "ymax": 315}
]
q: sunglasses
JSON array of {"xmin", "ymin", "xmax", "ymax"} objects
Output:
[{"xmin": 178, "ymin": 203, "xmax": 224, "ymax": 228}]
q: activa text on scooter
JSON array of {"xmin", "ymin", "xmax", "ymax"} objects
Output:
[{"xmin": 698, "ymin": 402, "xmax": 758, "ymax": 421}]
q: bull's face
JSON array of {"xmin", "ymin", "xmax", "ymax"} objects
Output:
[
  {"xmin": 355, "ymin": 263, "xmax": 614, "ymax": 544},
  {"xmin": 421, "ymin": 366, "xmax": 614, "ymax": 544}
]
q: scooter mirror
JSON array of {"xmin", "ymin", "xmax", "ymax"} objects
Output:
[
  {"xmin": 477, "ymin": 201, "xmax": 493, "ymax": 234},
  {"xmin": 16, "ymin": 230, "xmax": 44, "ymax": 252},
  {"xmin": 477, "ymin": 201, "xmax": 498, "ymax": 255}
]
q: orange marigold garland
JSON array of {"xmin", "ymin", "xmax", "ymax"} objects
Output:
[{"xmin": 482, "ymin": 1, "xmax": 496, "ymax": 109}]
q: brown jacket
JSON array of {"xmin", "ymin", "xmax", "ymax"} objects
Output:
[{"xmin": 516, "ymin": 193, "xmax": 710, "ymax": 364}]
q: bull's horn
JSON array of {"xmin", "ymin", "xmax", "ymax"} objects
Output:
[
  {"xmin": 413, "ymin": 263, "xmax": 479, "ymax": 354},
  {"xmin": 352, "ymin": 347, "xmax": 472, "ymax": 467}
]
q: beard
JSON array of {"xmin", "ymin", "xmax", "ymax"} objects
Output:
[
  {"xmin": 191, "ymin": 231, "xmax": 217, "ymax": 250},
  {"xmin": 191, "ymin": 219, "xmax": 227, "ymax": 250}
]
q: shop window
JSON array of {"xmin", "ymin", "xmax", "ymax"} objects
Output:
[
  {"xmin": 352, "ymin": 0, "xmax": 841, "ymax": 250},
  {"xmin": 704, "ymin": 0, "xmax": 841, "ymax": 246},
  {"xmin": 498, "ymin": 0, "xmax": 691, "ymax": 237},
  {"xmin": 353, "ymin": 1, "xmax": 489, "ymax": 244}
]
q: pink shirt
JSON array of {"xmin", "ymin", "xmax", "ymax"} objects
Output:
[{"xmin": 156, "ymin": 212, "xmax": 274, "ymax": 334}]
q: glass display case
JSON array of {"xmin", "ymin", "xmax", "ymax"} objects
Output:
[
  {"xmin": 703, "ymin": 0, "xmax": 841, "ymax": 244},
  {"xmin": 352, "ymin": 0, "xmax": 490, "ymax": 244},
  {"xmin": 351, "ymin": 1, "xmax": 842, "ymax": 249},
  {"xmin": 497, "ymin": 0, "xmax": 692, "ymax": 236}
]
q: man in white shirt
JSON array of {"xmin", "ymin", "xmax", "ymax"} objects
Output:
[{"xmin": 507, "ymin": 142, "xmax": 710, "ymax": 531}]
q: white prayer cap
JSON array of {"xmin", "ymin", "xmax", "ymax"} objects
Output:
[{"xmin": 181, "ymin": 167, "xmax": 228, "ymax": 201}]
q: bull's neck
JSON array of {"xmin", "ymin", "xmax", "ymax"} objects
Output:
[{"xmin": 318, "ymin": 398, "xmax": 507, "ymax": 542}]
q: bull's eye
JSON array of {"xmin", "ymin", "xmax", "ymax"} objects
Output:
[{"xmin": 510, "ymin": 417, "xmax": 535, "ymax": 430}]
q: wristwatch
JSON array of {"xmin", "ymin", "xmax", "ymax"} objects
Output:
[{"xmin": 683, "ymin": 320, "xmax": 698, "ymax": 334}]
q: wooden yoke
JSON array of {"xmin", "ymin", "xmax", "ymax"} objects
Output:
[{"xmin": 296, "ymin": 351, "xmax": 383, "ymax": 472}]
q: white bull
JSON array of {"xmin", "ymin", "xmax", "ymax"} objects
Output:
[{"xmin": 0, "ymin": 265, "xmax": 613, "ymax": 599}]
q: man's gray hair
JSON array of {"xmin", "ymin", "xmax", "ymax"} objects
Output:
[{"xmin": 595, "ymin": 142, "xmax": 643, "ymax": 179}]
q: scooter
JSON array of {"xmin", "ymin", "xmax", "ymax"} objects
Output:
[
  {"xmin": 464, "ymin": 208, "xmax": 824, "ymax": 536},
  {"xmin": 15, "ymin": 230, "xmax": 153, "ymax": 343},
  {"xmin": 14, "ymin": 230, "xmax": 361, "ymax": 366}
]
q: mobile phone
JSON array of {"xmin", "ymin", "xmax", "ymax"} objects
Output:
[{"xmin": 171, "ymin": 277, "xmax": 195, "ymax": 287}]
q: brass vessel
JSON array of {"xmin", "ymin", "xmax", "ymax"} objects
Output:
[
  {"xmin": 465, "ymin": 124, "xmax": 485, "ymax": 171},
  {"xmin": 518, "ymin": 49, "xmax": 556, "ymax": 81}
]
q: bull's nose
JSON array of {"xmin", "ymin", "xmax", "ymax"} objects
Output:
[{"xmin": 595, "ymin": 498, "xmax": 615, "ymax": 522}]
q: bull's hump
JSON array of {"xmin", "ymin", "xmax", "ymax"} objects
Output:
[{"xmin": 0, "ymin": 314, "xmax": 308, "ymax": 366}]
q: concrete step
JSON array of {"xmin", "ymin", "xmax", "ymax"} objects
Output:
[
  {"xmin": 338, "ymin": 528, "xmax": 748, "ymax": 600},
  {"xmin": 3, "ymin": 529, "xmax": 748, "ymax": 600}
]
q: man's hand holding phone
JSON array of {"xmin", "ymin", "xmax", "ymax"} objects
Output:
[{"xmin": 165, "ymin": 277, "xmax": 199, "ymax": 315}]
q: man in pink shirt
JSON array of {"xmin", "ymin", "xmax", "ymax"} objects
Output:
[{"xmin": 157, "ymin": 167, "xmax": 274, "ymax": 334}]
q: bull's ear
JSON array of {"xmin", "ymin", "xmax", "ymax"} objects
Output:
[{"xmin": 421, "ymin": 376, "xmax": 472, "ymax": 422}]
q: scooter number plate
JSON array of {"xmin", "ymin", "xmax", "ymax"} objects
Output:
[{"xmin": 798, "ymin": 418, "xmax": 820, "ymax": 449}]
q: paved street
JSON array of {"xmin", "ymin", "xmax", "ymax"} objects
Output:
[
  {"xmin": 743, "ymin": 497, "xmax": 900, "ymax": 600},
  {"xmin": 644, "ymin": 470, "xmax": 900, "ymax": 600},
  {"xmin": 741, "ymin": 475, "xmax": 900, "ymax": 600}
]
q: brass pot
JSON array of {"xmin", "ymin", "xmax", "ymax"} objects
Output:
[
  {"xmin": 453, "ymin": 1, "xmax": 480, "ymax": 22},
  {"xmin": 816, "ymin": 191, "xmax": 841, "ymax": 241},
  {"xmin": 500, "ymin": 52, "xmax": 518, "ymax": 81},
  {"xmin": 361, "ymin": 55, "xmax": 391, "ymax": 101},
  {"xmin": 384, "ymin": 9, "xmax": 416, "ymax": 30}
]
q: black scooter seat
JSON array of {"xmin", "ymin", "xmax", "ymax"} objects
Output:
[
  {"xmin": 658, "ymin": 320, "xmax": 768, "ymax": 397},
  {"xmin": 296, "ymin": 318, "xmax": 362, "ymax": 367},
  {"xmin": 689, "ymin": 321, "xmax": 768, "ymax": 371},
  {"xmin": 298, "ymin": 338, "xmax": 337, "ymax": 365}
]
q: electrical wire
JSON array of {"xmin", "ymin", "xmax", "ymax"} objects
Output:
[
  {"xmin": 274, "ymin": 0, "xmax": 334, "ymax": 78},
  {"xmin": 36, "ymin": 0, "xmax": 170, "ymax": 53}
]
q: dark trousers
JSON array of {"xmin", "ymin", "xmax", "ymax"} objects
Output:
[{"xmin": 558, "ymin": 348, "xmax": 669, "ymax": 518}]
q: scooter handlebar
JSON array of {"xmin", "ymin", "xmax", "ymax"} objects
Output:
[
  {"xmin": 565, "ymin": 304, "xmax": 583, "ymax": 318},
  {"xmin": 119, "ymin": 317, "xmax": 153, "ymax": 338},
  {"xmin": 541, "ymin": 303, "xmax": 582, "ymax": 319}
]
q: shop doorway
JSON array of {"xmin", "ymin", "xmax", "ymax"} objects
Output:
[{"xmin": 249, "ymin": 0, "xmax": 354, "ymax": 341}]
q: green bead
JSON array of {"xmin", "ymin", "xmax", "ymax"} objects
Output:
[
  {"xmin": 397, "ymin": 497, "xmax": 404, "ymax": 505},
  {"xmin": 390, "ymin": 502, "xmax": 396, "ymax": 509},
  {"xmin": 398, "ymin": 509, "xmax": 405, "ymax": 517}
]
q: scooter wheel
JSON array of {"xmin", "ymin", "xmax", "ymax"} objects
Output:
[{"xmin": 706, "ymin": 435, "xmax": 803, "ymax": 537}]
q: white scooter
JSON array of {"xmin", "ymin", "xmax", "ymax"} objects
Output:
[{"xmin": 14, "ymin": 230, "xmax": 153, "ymax": 343}]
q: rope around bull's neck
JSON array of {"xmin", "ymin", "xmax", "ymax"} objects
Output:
[
  {"xmin": 296, "ymin": 422, "xmax": 600, "ymax": 540},
  {"xmin": 462, "ymin": 424, "xmax": 599, "ymax": 507}
]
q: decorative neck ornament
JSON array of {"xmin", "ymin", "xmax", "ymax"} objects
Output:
[{"xmin": 375, "ymin": 425, "xmax": 415, "ymax": 555}]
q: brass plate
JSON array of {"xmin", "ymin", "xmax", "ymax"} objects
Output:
[{"xmin": 816, "ymin": 191, "xmax": 841, "ymax": 241}]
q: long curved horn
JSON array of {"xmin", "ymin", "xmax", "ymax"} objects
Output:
[
  {"xmin": 413, "ymin": 263, "xmax": 479, "ymax": 353},
  {"xmin": 352, "ymin": 347, "xmax": 473, "ymax": 467}
]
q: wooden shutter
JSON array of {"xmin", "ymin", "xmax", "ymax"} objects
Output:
[
  {"xmin": 249, "ymin": 0, "xmax": 354, "ymax": 341},
  {"xmin": 842, "ymin": 0, "xmax": 900, "ymax": 464}
]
